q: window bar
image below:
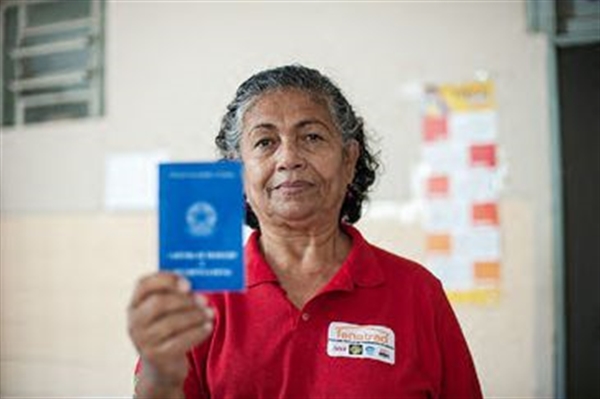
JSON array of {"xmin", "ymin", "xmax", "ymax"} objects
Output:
[
  {"xmin": 10, "ymin": 37, "xmax": 89, "ymax": 59},
  {"xmin": 14, "ymin": 2, "xmax": 27, "ymax": 125},
  {"xmin": 21, "ymin": 89, "xmax": 91, "ymax": 108},
  {"xmin": 88, "ymin": 0, "xmax": 102, "ymax": 117},
  {"xmin": 22, "ymin": 17, "xmax": 94, "ymax": 37},
  {"xmin": 9, "ymin": 70, "xmax": 88, "ymax": 92}
]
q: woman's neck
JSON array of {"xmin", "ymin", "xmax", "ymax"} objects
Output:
[
  {"xmin": 259, "ymin": 222, "xmax": 349, "ymax": 273},
  {"xmin": 257, "ymin": 221, "xmax": 352, "ymax": 308}
]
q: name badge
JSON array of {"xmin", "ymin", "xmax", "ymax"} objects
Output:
[
  {"xmin": 327, "ymin": 322, "xmax": 395, "ymax": 365},
  {"xmin": 159, "ymin": 162, "xmax": 245, "ymax": 292}
]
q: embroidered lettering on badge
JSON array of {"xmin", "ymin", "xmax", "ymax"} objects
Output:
[{"xmin": 326, "ymin": 322, "xmax": 395, "ymax": 365}]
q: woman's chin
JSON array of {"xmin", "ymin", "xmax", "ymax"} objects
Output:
[{"xmin": 268, "ymin": 206, "xmax": 330, "ymax": 226}]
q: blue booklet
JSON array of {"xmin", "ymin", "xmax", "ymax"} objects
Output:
[{"xmin": 159, "ymin": 162, "xmax": 245, "ymax": 292}]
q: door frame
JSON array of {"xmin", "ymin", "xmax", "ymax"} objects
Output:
[{"xmin": 538, "ymin": 1, "xmax": 600, "ymax": 397}]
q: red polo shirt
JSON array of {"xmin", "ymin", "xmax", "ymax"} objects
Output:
[{"xmin": 140, "ymin": 225, "xmax": 482, "ymax": 398}]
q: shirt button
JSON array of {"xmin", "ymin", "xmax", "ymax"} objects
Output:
[{"xmin": 301, "ymin": 313, "xmax": 310, "ymax": 321}]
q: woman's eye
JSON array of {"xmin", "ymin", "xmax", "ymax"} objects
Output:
[
  {"xmin": 305, "ymin": 133, "xmax": 323, "ymax": 142},
  {"xmin": 255, "ymin": 138, "xmax": 273, "ymax": 148}
]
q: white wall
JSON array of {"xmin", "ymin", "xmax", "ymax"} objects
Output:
[{"xmin": 1, "ymin": 1, "xmax": 554, "ymax": 397}]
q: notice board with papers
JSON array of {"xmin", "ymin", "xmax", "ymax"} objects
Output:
[{"xmin": 419, "ymin": 80, "xmax": 503, "ymax": 304}]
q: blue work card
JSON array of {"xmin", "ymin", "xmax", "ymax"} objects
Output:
[{"xmin": 159, "ymin": 162, "xmax": 245, "ymax": 292}]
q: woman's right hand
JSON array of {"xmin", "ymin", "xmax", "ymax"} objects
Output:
[{"xmin": 128, "ymin": 273, "xmax": 214, "ymax": 396}]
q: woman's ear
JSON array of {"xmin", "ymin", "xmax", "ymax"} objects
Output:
[{"xmin": 343, "ymin": 139, "xmax": 360, "ymax": 183}]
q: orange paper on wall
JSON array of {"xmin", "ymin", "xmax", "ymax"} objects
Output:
[
  {"xmin": 426, "ymin": 233, "xmax": 452, "ymax": 253},
  {"xmin": 474, "ymin": 261, "xmax": 501, "ymax": 281}
]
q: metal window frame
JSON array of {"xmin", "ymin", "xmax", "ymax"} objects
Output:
[
  {"xmin": 527, "ymin": 0, "xmax": 600, "ymax": 44},
  {"xmin": 0, "ymin": 0, "xmax": 104, "ymax": 127}
]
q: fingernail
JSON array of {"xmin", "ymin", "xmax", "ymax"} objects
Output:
[
  {"xmin": 177, "ymin": 278, "xmax": 191, "ymax": 293},
  {"xmin": 205, "ymin": 306, "xmax": 215, "ymax": 320},
  {"xmin": 194, "ymin": 295, "xmax": 208, "ymax": 306},
  {"xmin": 203, "ymin": 321, "xmax": 214, "ymax": 332}
]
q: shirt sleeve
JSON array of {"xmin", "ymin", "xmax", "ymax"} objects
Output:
[
  {"xmin": 434, "ymin": 285, "xmax": 483, "ymax": 399},
  {"xmin": 132, "ymin": 352, "xmax": 208, "ymax": 399},
  {"xmin": 133, "ymin": 358, "xmax": 142, "ymax": 398},
  {"xmin": 184, "ymin": 347, "xmax": 210, "ymax": 399}
]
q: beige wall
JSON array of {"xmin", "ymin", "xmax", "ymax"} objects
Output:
[{"xmin": 1, "ymin": 1, "xmax": 554, "ymax": 397}]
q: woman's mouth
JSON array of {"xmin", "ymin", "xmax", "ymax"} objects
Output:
[{"xmin": 273, "ymin": 180, "xmax": 313, "ymax": 194}]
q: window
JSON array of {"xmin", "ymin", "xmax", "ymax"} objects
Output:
[
  {"xmin": 527, "ymin": 0, "xmax": 600, "ymax": 39},
  {"xmin": 556, "ymin": 0, "xmax": 600, "ymax": 36},
  {"xmin": 1, "ymin": 0, "xmax": 105, "ymax": 127}
]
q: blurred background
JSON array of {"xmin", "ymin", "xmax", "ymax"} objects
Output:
[{"xmin": 1, "ymin": 0, "xmax": 598, "ymax": 397}]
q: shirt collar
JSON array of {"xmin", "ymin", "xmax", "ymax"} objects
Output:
[
  {"xmin": 245, "ymin": 231, "xmax": 278, "ymax": 287},
  {"xmin": 245, "ymin": 224, "xmax": 384, "ymax": 290}
]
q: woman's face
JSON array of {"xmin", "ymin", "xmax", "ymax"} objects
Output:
[{"xmin": 240, "ymin": 89, "xmax": 359, "ymax": 229}]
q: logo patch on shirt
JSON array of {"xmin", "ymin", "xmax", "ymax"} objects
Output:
[{"xmin": 327, "ymin": 322, "xmax": 395, "ymax": 365}]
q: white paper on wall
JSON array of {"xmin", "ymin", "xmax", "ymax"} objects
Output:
[{"xmin": 104, "ymin": 151, "xmax": 169, "ymax": 211}]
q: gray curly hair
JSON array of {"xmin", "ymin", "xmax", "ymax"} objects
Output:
[{"xmin": 215, "ymin": 64, "xmax": 379, "ymax": 229}]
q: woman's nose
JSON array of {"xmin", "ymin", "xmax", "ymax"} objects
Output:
[{"xmin": 276, "ymin": 139, "xmax": 306, "ymax": 171}]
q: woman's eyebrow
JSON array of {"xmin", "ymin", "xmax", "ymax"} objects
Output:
[
  {"xmin": 247, "ymin": 123, "xmax": 276, "ymax": 135},
  {"xmin": 248, "ymin": 119, "xmax": 330, "ymax": 133},
  {"xmin": 296, "ymin": 119, "xmax": 332, "ymax": 132}
]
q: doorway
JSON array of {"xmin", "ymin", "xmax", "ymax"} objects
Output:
[{"xmin": 557, "ymin": 43, "xmax": 600, "ymax": 399}]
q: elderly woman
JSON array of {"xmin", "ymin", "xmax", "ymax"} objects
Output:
[{"xmin": 129, "ymin": 65, "xmax": 482, "ymax": 399}]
